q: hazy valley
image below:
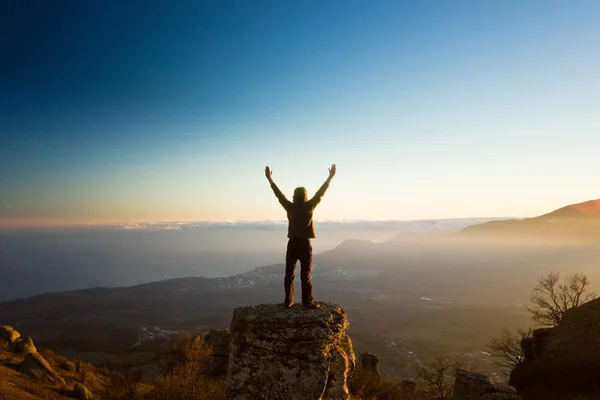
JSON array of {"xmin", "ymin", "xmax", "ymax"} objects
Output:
[{"xmin": 3, "ymin": 205, "xmax": 600, "ymax": 382}]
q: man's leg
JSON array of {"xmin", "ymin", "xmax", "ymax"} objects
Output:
[
  {"xmin": 284, "ymin": 239, "xmax": 298, "ymax": 307},
  {"xmin": 300, "ymin": 239, "xmax": 318, "ymax": 308}
]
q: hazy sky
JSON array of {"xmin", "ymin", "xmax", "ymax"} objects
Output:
[{"xmin": 2, "ymin": 1, "xmax": 599, "ymax": 225}]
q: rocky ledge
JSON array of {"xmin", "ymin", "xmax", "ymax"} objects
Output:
[
  {"xmin": 511, "ymin": 297, "xmax": 600, "ymax": 399},
  {"xmin": 452, "ymin": 369, "xmax": 520, "ymax": 400},
  {"xmin": 225, "ymin": 302, "xmax": 355, "ymax": 400}
]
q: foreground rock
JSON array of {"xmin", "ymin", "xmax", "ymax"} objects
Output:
[
  {"xmin": 73, "ymin": 382, "xmax": 94, "ymax": 400},
  {"xmin": 205, "ymin": 328, "xmax": 230, "ymax": 377},
  {"xmin": 20, "ymin": 352, "xmax": 65, "ymax": 385},
  {"xmin": 0, "ymin": 325, "xmax": 20, "ymax": 344},
  {"xmin": 14, "ymin": 336, "xmax": 37, "ymax": 355},
  {"xmin": 61, "ymin": 360, "xmax": 77, "ymax": 371},
  {"xmin": 359, "ymin": 353, "xmax": 380, "ymax": 382},
  {"xmin": 225, "ymin": 302, "xmax": 355, "ymax": 400},
  {"xmin": 511, "ymin": 298, "xmax": 600, "ymax": 399},
  {"xmin": 452, "ymin": 369, "xmax": 520, "ymax": 400}
]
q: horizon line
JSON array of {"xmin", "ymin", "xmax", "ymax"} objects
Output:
[{"xmin": 0, "ymin": 216, "xmax": 515, "ymax": 229}]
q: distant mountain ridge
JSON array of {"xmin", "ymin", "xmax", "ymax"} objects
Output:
[
  {"xmin": 462, "ymin": 199, "xmax": 600, "ymax": 240},
  {"xmin": 541, "ymin": 199, "xmax": 600, "ymax": 218}
]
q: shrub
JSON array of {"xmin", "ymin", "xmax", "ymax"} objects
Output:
[
  {"xmin": 98, "ymin": 367, "xmax": 144, "ymax": 400},
  {"xmin": 147, "ymin": 334, "xmax": 224, "ymax": 400}
]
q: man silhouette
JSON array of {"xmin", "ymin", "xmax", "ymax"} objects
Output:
[{"xmin": 265, "ymin": 164, "xmax": 336, "ymax": 309}]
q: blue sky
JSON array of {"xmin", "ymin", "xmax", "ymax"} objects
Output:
[{"xmin": 2, "ymin": 1, "xmax": 599, "ymax": 225}]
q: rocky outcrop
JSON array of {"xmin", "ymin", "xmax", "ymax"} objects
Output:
[
  {"xmin": 205, "ymin": 328, "xmax": 230, "ymax": 377},
  {"xmin": 452, "ymin": 369, "xmax": 520, "ymax": 400},
  {"xmin": 0, "ymin": 325, "xmax": 20, "ymax": 344},
  {"xmin": 61, "ymin": 360, "xmax": 77, "ymax": 371},
  {"xmin": 20, "ymin": 352, "xmax": 65, "ymax": 385},
  {"xmin": 225, "ymin": 302, "xmax": 355, "ymax": 400},
  {"xmin": 0, "ymin": 325, "xmax": 35, "ymax": 355},
  {"xmin": 359, "ymin": 353, "xmax": 380, "ymax": 382},
  {"xmin": 511, "ymin": 298, "xmax": 600, "ymax": 399},
  {"xmin": 14, "ymin": 335, "xmax": 37, "ymax": 355}
]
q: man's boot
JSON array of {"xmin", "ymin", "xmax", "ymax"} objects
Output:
[{"xmin": 303, "ymin": 301, "xmax": 320, "ymax": 309}]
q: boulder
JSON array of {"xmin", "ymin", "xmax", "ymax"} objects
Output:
[
  {"xmin": 60, "ymin": 360, "xmax": 77, "ymax": 372},
  {"xmin": 359, "ymin": 353, "xmax": 380, "ymax": 382},
  {"xmin": 20, "ymin": 352, "xmax": 65, "ymax": 385},
  {"xmin": 73, "ymin": 382, "xmax": 94, "ymax": 400},
  {"xmin": 531, "ymin": 328, "xmax": 554, "ymax": 360},
  {"xmin": 225, "ymin": 302, "xmax": 356, "ymax": 400},
  {"xmin": 452, "ymin": 369, "xmax": 520, "ymax": 400},
  {"xmin": 14, "ymin": 336, "xmax": 37, "ymax": 355},
  {"xmin": 204, "ymin": 328, "xmax": 230, "ymax": 377},
  {"xmin": 511, "ymin": 298, "xmax": 600, "ymax": 399},
  {"xmin": 521, "ymin": 337, "xmax": 534, "ymax": 362},
  {"xmin": 0, "ymin": 325, "xmax": 20, "ymax": 344}
]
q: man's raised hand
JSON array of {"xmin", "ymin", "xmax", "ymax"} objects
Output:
[
  {"xmin": 265, "ymin": 166, "xmax": 273, "ymax": 182},
  {"xmin": 328, "ymin": 164, "xmax": 336, "ymax": 178}
]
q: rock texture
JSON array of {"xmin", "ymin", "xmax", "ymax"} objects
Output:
[
  {"xmin": 73, "ymin": 382, "xmax": 94, "ymax": 400},
  {"xmin": 511, "ymin": 298, "xmax": 600, "ymax": 399},
  {"xmin": 14, "ymin": 336, "xmax": 37, "ymax": 355},
  {"xmin": 20, "ymin": 352, "xmax": 65, "ymax": 385},
  {"xmin": 452, "ymin": 369, "xmax": 520, "ymax": 400},
  {"xmin": 61, "ymin": 360, "xmax": 77, "ymax": 371},
  {"xmin": 225, "ymin": 302, "xmax": 355, "ymax": 400},
  {"xmin": 205, "ymin": 328, "xmax": 230, "ymax": 377},
  {"xmin": 359, "ymin": 353, "xmax": 380, "ymax": 382},
  {"xmin": 0, "ymin": 325, "xmax": 20, "ymax": 344}
]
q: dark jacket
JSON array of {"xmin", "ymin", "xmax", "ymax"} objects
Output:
[{"xmin": 270, "ymin": 178, "xmax": 331, "ymax": 238}]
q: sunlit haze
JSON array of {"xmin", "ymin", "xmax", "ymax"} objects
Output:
[{"xmin": 2, "ymin": 1, "xmax": 599, "ymax": 226}]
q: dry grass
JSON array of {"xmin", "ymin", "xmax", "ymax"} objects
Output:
[
  {"xmin": 0, "ymin": 354, "xmax": 63, "ymax": 399},
  {"xmin": 146, "ymin": 334, "xmax": 225, "ymax": 400},
  {"xmin": 96, "ymin": 367, "xmax": 145, "ymax": 400},
  {"xmin": 0, "ymin": 334, "xmax": 225, "ymax": 400}
]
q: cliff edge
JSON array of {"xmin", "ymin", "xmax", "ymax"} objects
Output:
[{"xmin": 225, "ymin": 302, "xmax": 355, "ymax": 400}]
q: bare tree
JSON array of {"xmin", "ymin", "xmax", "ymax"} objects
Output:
[
  {"xmin": 488, "ymin": 327, "xmax": 533, "ymax": 374},
  {"xmin": 415, "ymin": 352, "xmax": 480, "ymax": 400},
  {"xmin": 527, "ymin": 272, "xmax": 597, "ymax": 326}
]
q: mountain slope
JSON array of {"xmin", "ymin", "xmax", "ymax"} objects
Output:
[{"xmin": 462, "ymin": 199, "xmax": 600, "ymax": 240}]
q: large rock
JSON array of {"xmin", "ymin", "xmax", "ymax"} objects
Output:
[
  {"xmin": 205, "ymin": 328, "xmax": 230, "ymax": 377},
  {"xmin": 225, "ymin": 302, "xmax": 356, "ymax": 400},
  {"xmin": 359, "ymin": 353, "xmax": 380, "ymax": 382},
  {"xmin": 511, "ymin": 298, "xmax": 600, "ymax": 399},
  {"xmin": 14, "ymin": 336, "xmax": 37, "ymax": 355},
  {"xmin": 452, "ymin": 369, "xmax": 520, "ymax": 400},
  {"xmin": 20, "ymin": 352, "xmax": 65, "ymax": 385},
  {"xmin": 0, "ymin": 325, "xmax": 20, "ymax": 344},
  {"xmin": 73, "ymin": 382, "xmax": 94, "ymax": 400},
  {"xmin": 61, "ymin": 360, "xmax": 77, "ymax": 372}
]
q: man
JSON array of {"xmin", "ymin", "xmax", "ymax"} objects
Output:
[{"xmin": 265, "ymin": 164, "xmax": 336, "ymax": 309}]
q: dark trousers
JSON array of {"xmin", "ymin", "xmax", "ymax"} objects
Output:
[{"xmin": 284, "ymin": 238, "xmax": 313, "ymax": 304}]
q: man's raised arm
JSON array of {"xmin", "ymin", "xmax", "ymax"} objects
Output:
[
  {"xmin": 309, "ymin": 164, "xmax": 336, "ymax": 208},
  {"xmin": 265, "ymin": 166, "xmax": 292, "ymax": 211}
]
